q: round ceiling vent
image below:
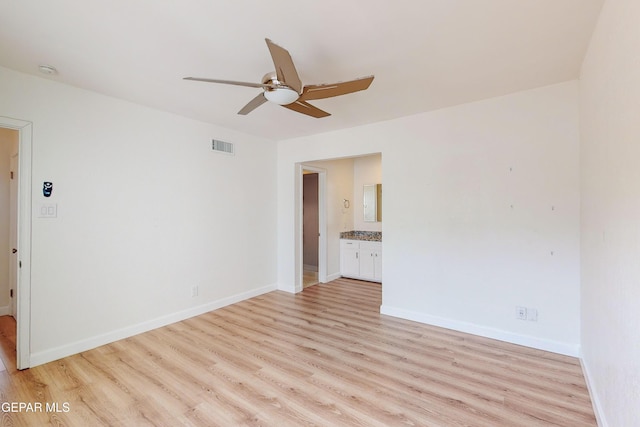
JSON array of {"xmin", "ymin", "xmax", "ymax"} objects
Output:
[{"xmin": 38, "ymin": 64, "xmax": 58, "ymax": 75}]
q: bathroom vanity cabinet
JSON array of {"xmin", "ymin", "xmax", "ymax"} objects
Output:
[{"xmin": 340, "ymin": 239, "xmax": 382, "ymax": 282}]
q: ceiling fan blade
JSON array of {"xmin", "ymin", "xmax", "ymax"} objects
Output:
[
  {"xmin": 265, "ymin": 38, "xmax": 302, "ymax": 94},
  {"xmin": 184, "ymin": 77, "xmax": 270, "ymax": 89},
  {"xmin": 283, "ymin": 100, "xmax": 331, "ymax": 118},
  {"xmin": 238, "ymin": 93, "xmax": 268, "ymax": 115},
  {"xmin": 300, "ymin": 75, "xmax": 374, "ymax": 101}
]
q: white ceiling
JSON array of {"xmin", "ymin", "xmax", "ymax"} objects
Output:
[{"xmin": 0, "ymin": 0, "xmax": 603, "ymax": 141}]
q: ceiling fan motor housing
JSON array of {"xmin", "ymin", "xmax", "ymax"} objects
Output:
[{"xmin": 261, "ymin": 72, "xmax": 299, "ymax": 105}]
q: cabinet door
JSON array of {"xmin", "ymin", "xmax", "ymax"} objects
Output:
[
  {"xmin": 341, "ymin": 242, "xmax": 360, "ymax": 278},
  {"xmin": 360, "ymin": 242, "xmax": 381, "ymax": 282},
  {"xmin": 373, "ymin": 249, "xmax": 382, "ymax": 281},
  {"xmin": 359, "ymin": 249, "xmax": 376, "ymax": 280}
]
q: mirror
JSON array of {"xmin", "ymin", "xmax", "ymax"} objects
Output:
[{"xmin": 363, "ymin": 184, "xmax": 382, "ymax": 222}]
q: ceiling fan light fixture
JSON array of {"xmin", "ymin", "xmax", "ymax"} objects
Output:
[{"xmin": 264, "ymin": 87, "xmax": 298, "ymax": 105}]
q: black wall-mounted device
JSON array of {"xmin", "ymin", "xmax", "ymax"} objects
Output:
[{"xmin": 43, "ymin": 181, "xmax": 53, "ymax": 197}]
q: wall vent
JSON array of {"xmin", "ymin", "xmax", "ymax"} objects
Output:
[{"xmin": 212, "ymin": 139, "xmax": 234, "ymax": 155}]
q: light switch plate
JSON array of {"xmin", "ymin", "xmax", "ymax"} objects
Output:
[{"xmin": 38, "ymin": 203, "xmax": 57, "ymax": 218}]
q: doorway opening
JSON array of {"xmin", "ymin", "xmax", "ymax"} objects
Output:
[
  {"xmin": 297, "ymin": 165, "xmax": 327, "ymax": 291},
  {"xmin": 0, "ymin": 127, "xmax": 18, "ymax": 371},
  {"xmin": 302, "ymin": 171, "xmax": 319, "ymax": 287},
  {"xmin": 294, "ymin": 154, "xmax": 382, "ymax": 294},
  {"xmin": 0, "ymin": 117, "xmax": 33, "ymax": 370}
]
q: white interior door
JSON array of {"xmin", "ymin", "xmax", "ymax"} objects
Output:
[{"xmin": 9, "ymin": 153, "xmax": 18, "ymax": 318}]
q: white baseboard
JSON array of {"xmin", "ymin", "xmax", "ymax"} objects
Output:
[
  {"xmin": 278, "ymin": 273, "xmax": 341, "ymax": 294},
  {"xmin": 0, "ymin": 305, "xmax": 10, "ymax": 316},
  {"xmin": 580, "ymin": 356, "xmax": 608, "ymax": 427},
  {"xmin": 278, "ymin": 282, "xmax": 299, "ymax": 293},
  {"xmin": 30, "ymin": 283, "xmax": 278, "ymax": 367},
  {"xmin": 380, "ymin": 305, "xmax": 580, "ymax": 357},
  {"xmin": 324, "ymin": 272, "xmax": 341, "ymax": 282}
]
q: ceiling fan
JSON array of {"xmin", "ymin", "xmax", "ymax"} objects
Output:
[{"xmin": 184, "ymin": 38, "xmax": 374, "ymax": 118}]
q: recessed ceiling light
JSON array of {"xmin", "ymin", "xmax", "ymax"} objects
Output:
[{"xmin": 38, "ymin": 65, "xmax": 57, "ymax": 75}]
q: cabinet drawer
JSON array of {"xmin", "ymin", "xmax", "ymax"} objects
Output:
[
  {"xmin": 340, "ymin": 240, "xmax": 360, "ymax": 249},
  {"xmin": 359, "ymin": 241, "xmax": 381, "ymax": 252}
]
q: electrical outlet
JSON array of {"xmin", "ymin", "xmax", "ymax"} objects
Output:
[
  {"xmin": 516, "ymin": 306, "xmax": 527, "ymax": 320},
  {"xmin": 191, "ymin": 286, "xmax": 198, "ymax": 297}
]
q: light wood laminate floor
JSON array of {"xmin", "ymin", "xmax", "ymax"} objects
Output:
[
  {"xmin": 303, "ymin": 269, "xmax": 319, "ymax": 288},
  {"xmin": 0, "ymin": 278, "xmax": 596, "ymax": 426}
]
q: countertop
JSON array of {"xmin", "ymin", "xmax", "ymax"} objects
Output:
[{"xmin": 339, "ymin": 231, "xmax": 382, "ymax": 242}]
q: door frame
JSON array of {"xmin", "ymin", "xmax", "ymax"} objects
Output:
[
  {"xmin": 296, "ymin": 164, "xmax": 327, "ymax": 292},
  {"xmin": 1, "ymin": 116, "xmax": 33, "ymax": 370}
]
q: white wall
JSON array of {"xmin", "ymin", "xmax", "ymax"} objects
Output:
[
  {"xmin": 353, "ymin": 154, "xmax": 382, "ymax": 232},
  {"xmin": 0, "ymin": 128, "xmax": 18, "ymax": 314},
  {"xmin": 579, "ymin": 0, "xmax": 640, "ymax": 425},
  {"xmin": 278, "ymin": 81, "xmax": 580, "ymax": 355},
  {"xmin": 0, "ymin": 66, "xmax": 278, "ymax": 366}
]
